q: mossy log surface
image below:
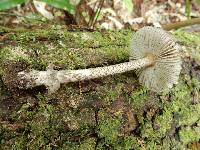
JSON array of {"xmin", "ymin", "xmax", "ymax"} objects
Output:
[{"xmin": 0, "ymin": 26, "xmax": 200, "ymax": 149}]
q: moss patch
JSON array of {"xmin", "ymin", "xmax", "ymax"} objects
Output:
[{"xmin": 0, "ymin": 27, "xmax": 200, "ymax": 149}]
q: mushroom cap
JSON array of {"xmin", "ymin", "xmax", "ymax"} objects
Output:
[{"xmin": 130, "ymin": 26, "xmax": 182, "ymax": 92}]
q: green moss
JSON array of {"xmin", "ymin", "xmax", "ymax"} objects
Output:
[
  {"xmin": 123, "ymin": 136, "xmax": 140, "ymax": 150},
  {"xmin": 154, "ymin": 109, "xmax": 173, "ymax": 137},
  {"xmin": 97, "ymin": 109, "xmax": 122, "ymax": 146},
  {"xmin": 78, "ymin": 138, "xmax": 96, "ymax": 150},
  {"xmin": 179, "ymin": 126, "xmax": 200, "ymax": 145},
  {"xmin": 1, "ymin": 27, "xmax": 200, "ymax": 149},
  {"xmin": 178, "ymin": 104, "xmax": 200, "ymax": 126},
  {"xmin": 0, "ymin": 28, "xmax": 132, "ymax": 72},
  {"xmin": 60, "ymin": 138, "xmax": 96, "ymax": 150},
  {"xmin": 130, "ymin": 88, "xmax": 148, "ymax": 109},
  {"xmin": 174, "ymin": 31, "xmax": 200, "ymax": 61},
  {"xmin": 174, "ymin": 31, "xmax": 200, "ymax": 45},
  {"xmin": 138, "ymin": 76, "xmax": 200, "ymax": 148},
  {"xmin": 0, "ymin": 47, "xmax": 11, "ymax": 74}
]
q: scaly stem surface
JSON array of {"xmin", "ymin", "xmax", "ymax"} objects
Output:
[
  {"xmin": 57, "ymin": 56, "xmax": 152, "ymax": 83},
  {"xmin": 18, "ymin": 56, "xmax": 153, "ymax": 92}
]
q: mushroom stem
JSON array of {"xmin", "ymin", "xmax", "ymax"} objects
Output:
[
  {"xmin": 58, "ymin": 56, "xmax": 153, "ymax": 83},
  {"xmin": 17, "ymin": 56, "xmax": 153, "ymax": 92}
]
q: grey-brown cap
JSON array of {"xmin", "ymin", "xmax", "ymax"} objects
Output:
[{"xmin": 130, "ymin": 26, "xmax": 182, "ymax": 92}]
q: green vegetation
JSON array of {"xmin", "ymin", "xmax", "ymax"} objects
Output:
[
  {"xmin": 0, "ymin": 27, "xmax": 200, "ymax": 149},
  {"xmin": 0, "ymin": 0, "xmax": 75, "ymax": 14}
]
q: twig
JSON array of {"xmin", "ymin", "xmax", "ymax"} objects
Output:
[{"xmin": 162, "ymin": 18, "xmax": 200, "ymax": 31}]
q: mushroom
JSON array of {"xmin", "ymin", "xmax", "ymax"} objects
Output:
[{"xmin": 17, "ymin": 26, "xmax": 182, "ymax": 93}]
